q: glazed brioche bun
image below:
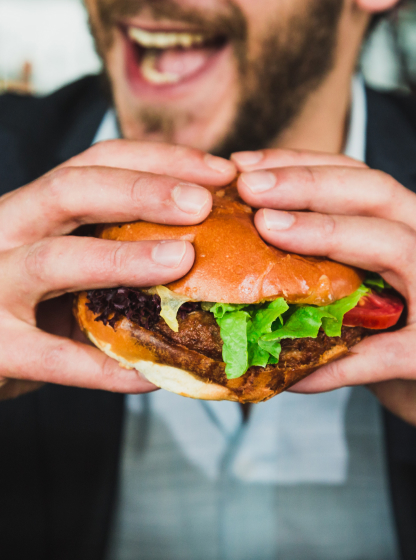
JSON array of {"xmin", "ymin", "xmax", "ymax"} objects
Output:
[
  {"xmin": 98, "ymin": 185, "xmax": 363, "ymax": 305},
  {"xmin": 75, "ymin": 184, "xmax": 365, "ymax": 403}
]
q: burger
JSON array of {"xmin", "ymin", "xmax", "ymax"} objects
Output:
[{"xmin": 75, "ymin": 184, "xmax": 404, "ymax": 403}]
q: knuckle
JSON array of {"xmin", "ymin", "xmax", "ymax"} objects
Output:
[
  {"xmin": 85, "ymin": 139, "xmax": 123, "ymax": 163},
  {"xmin": 167, "ymin": 143, "xmax": 201, "ymax": 167},
  {"xmin": 101, "ymin": 356, "xmax": 124, "ymax": 391},
  {"xmin": 302, "ymin": 166, "xmax": 319, "ymax": 187},
  {"xmin": 319, "ymin": 213, "xmax": 337, "ymax": 239},
  {"xmin": 75, "ymin": 240, "xmax": 131, "ymax": 283},
  {"xmin": 310, "ymin": 213, "xmax": 338, "ymax": 254},
  {"xmin": 38, "ymin": 343, "xmax": 68, "ymax": 378},
  {"xmin": 374, "ymin": 169, "xmax": 398, "ymax": 195},
  {"xmin": 24, "ymin": 240, "xmax": 53, "ymax": 284},
  {"xmin": 322, "ymin": 358, "xmax": 349, "ymax": 386},
  {"xmin": 171, "ymin": 143, "xmax": 194, "ymax": 160},
  {"xmin": 372, "ymin": 169, "xmax": 395, "ymax": 187},
  {"xmin": 378, "ymin": 336, "xmax": 406, "ymax": 370},
  {"xmin": 107, "ymin": 242, "xmax": 131, "ymax": 275},
  {"xmin": 130, "ymin": 175, "xmax": 156, "ymax": 207},
  {"xmin": 45, "ymin": 167, "xmax": 78, "ymax": 215},
  {"xmin": 391, "ymin": 226, "xmax": 416, "ymax": 271}
]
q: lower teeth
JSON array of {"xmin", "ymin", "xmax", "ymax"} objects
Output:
[{"xmin": 141, "ymin": 50, "xmax": 180, "ymax": 85}]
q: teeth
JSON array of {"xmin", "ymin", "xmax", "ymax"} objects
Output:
[
  {"xmin": 140, "ymin": 51, "xmax": 180, "ymax": 85},
  {"xmin": 128, "ymin": 26, "xmax": 207, "ymax": 49}
]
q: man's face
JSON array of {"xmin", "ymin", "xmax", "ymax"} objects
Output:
[{"xmin": 85, "ymin": 0, "xmax": 344, "ymax": 156}]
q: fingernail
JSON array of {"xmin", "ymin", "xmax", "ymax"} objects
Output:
[
  {"xmin": 152, "ymin": 240, "xmax": 187, "ymax": 268},
  {"xmin": 172, "ymin": 183, "xmax": 210, "ymax": 214},
  {"xmin": 231, "ymin": 151, "xmax": 264, "ymax": 166},
  {"xmin": 204, "ymin": 153, "xmax": 234, "ymax": 173},
  {"xmin": 241, "ymin": 170, "xmax": 276, "ymax": 193},
  {"xmin": 263, "ymin": 209, "xmax": 295, "ymax": 230}
]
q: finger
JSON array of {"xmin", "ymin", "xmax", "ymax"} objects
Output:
[
  {"xmin": 0, "ymin": 380, "xmax": 45, "ymax": 401},
  {"xmin": 2, "ymin": 237, "xmax": 195, "ymax": 311},
  {"xmin": 254, "ymin": 209, "xmax": 416, "ymax": 306},
  {"xmin": 62, "ymin": 139, "xmax": 236, "ymax": 186},
  {"xmin": 1, "ymin": 319, "xmax": 158, "ymax": 393},
  {"xmin": 288, "ymin": 327, "xmax": 416, "ymax": 393},
  {"xmin": 231, "ymin": 148, "xmax": 366, "ymax": 171},
  {"xmin": 368, "ymin": 379, "xmax": 416, "ymax": 427},
  {"xmin": 237, "ymin": 166, "xmax": 416, "ymax": 229},
  {"xmin": 0, "ymin": 166, "xmax": 213, "ymax": 250}
]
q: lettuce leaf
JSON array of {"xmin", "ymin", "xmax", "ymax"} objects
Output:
[
  {"xmin": 248, "ymin": 298, "xmax": 288, "ymax": 368},
  {"xmin": 209, "ymin": 285, "xmax": 370, "ymax": 380},
  {"xmin": 211, "ymin": 299, "xmax": 289, "ymax": 378},
  {"xmin": 261, "ymin": 306, "xmax": 336, "ymax": 343},
  {"xmin": 210, "ymin": 302, "xmax": 250, "ymax": 319},
  {"xmin": 216, "ymin": 310, "xmax": 250, "ymax": 379},
  {"xmin": 320, "ymin": 284, "xmax": 370, "ymax": 337},
  {"xmin": 364, "ymin": 272, "xmax": 391, "ymax": 291}
]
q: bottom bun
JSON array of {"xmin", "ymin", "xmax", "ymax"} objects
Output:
[
  {"xmin": 75, "ymin": 293, "xmax": 365, "ymax": 403},
  {"xmin": 86, "ymin": 329, "xmax": 234, "ymax": 401}
]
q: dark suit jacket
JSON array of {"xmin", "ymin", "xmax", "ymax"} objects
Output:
[{"xmin": 0, "ymin": 76, "xmax": 416, "ymax": 560}]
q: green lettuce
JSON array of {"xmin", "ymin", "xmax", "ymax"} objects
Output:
[
  {"xmin": 248, "ymin": 298, "xmax": 289, "ymax": 368},
  {"xmin": 364, "ymin": 272, "xmax": 391, "ymax": 291},
  {"xmin": 210, "ymin": 302, "xmax": 250, "ymax": 319},
  {"xmin": 209, "ymin": 285, "xmax": 370, "ymax": 380},
  {"xmin": 320, "ymin": 284, "xmax": 370, "ymax": 337},
  {"xmin": 215, "ymin": 310, "xmax": 250, "ymax": 379},
  {"xmin": 211, "ymin": 299, "xmax": 288, "ymax": 379}
]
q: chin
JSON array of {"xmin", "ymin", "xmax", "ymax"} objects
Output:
[{"xmin": 105, "ymin": 25, "xmax": 241, "ymax": 150}]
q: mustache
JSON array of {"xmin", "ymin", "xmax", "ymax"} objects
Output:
[{"xmin": 95, "ymin": 0, "xmax": 247, "ymax": 41}]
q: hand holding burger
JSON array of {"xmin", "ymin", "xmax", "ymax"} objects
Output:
[
  {"xmin": 0, "ymin": 140, "xmax": 235, "ymax": 400},
  {"xmin": 232, "ymin": 148, "xmax": 416, "ymax": 425},
  {"xmin": 76, "ymin": 154, "xmax": 405, "ymax": 405}
]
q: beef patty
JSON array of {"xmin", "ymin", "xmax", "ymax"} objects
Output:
[
  {"xmin": 86, "ymin": 289, "xmax": 368, "ymax": 402},
  {"xmin": 126, "ymin": 309, "xmax": 366, "ymax": 399},
  {"xmin": 155, "ymin": 310, "xmax": 365, "ymax": 367}
]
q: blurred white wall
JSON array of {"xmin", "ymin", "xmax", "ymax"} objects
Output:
[
  {"xmin": 0, "ymin": 0, "xmax": 101, "ymax": 94},
  {"xmin": 0, "ymin": 0, "xmax": 414, "ymax": 95}
]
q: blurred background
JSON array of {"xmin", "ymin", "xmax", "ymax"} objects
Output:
[{"xmin": 0, "ymin": 0, "xmax": 416, "ymax": 96}]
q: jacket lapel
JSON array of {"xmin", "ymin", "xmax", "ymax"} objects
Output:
[{"xmin": 366, "ymin": 87, "xmax": 416, "ymax": 192}]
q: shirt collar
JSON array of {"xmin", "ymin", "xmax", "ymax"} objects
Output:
[
  {"xmin": 92, "ymin": 108, "xmax": 119, "ymax": 145},
  {"xmin": 344, "ymin": 74, "xmax": 367, "ymax": 162}
]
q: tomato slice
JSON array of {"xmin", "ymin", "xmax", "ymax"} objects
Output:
[{"xmin": 343, "ymin": 291, "xmax": 404, "ymax": 330}]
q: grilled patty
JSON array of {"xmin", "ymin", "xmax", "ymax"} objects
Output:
[
  {"xmin": 86, "ymin": 290, "xmax": 367, "ymax": 400},
  {"xmin": 154, "ymin": 309, "xmax": 365, "ymax": 367}
]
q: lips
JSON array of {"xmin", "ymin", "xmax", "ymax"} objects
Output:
[{"xmin": 124, "ymin": 24, "xmax": 228, "ymax": 91}]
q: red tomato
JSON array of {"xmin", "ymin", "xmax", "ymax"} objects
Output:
[{"xmin": 343, "ymin": 291, "xmax": 404, "ymax": 330}]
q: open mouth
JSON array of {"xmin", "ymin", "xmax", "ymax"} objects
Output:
[{"xmin": 123, "ymin": 24, "xmax": 229, "ymax": 91}]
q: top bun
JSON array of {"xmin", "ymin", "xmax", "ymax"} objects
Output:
[{"xmin": 99, "ymin": 184, "xmax": 363, "ymax": 305}]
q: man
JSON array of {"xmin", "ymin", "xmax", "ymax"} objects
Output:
[{"xmin": 0, "ymin": 0, "xmax": 416, "ymax": 558}]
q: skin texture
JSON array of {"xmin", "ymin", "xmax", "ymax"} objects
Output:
[
  {"xmin": 86, "ymin": 0, "xmax": 345, "ymax": 156},
  {"xmin": 0, "ymin": 141, "xmax": 235, "ymax": 398},
  {"xmin": 2, "ymin": 0, "xmax": 414, "ymax": 428},
  {"xmin": 232, "ymin": 148, "xmax": 416, "ymax": 425}
]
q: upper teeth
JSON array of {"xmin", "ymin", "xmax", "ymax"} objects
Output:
[{"xmin": 128, "ymin": 27, "xmax": 207, "ymax": 49}]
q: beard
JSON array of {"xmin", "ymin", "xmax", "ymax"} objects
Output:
[{"xmin": 87, "ymin": 0, "xmax": 344, "ymax": 157}]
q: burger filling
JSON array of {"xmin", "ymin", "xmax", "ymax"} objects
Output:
[{"xmin": 86, "ymin": 274, "xmax": 403, "ymax": 380}]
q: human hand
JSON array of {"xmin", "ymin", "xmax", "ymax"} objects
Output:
[
  {"xmin": 0, "ymin": 140, "xmax": 235, "ymax": 400},
  {"xmin": 232, "ymin": 148, "xmax": 416, "ymax": 426}
]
